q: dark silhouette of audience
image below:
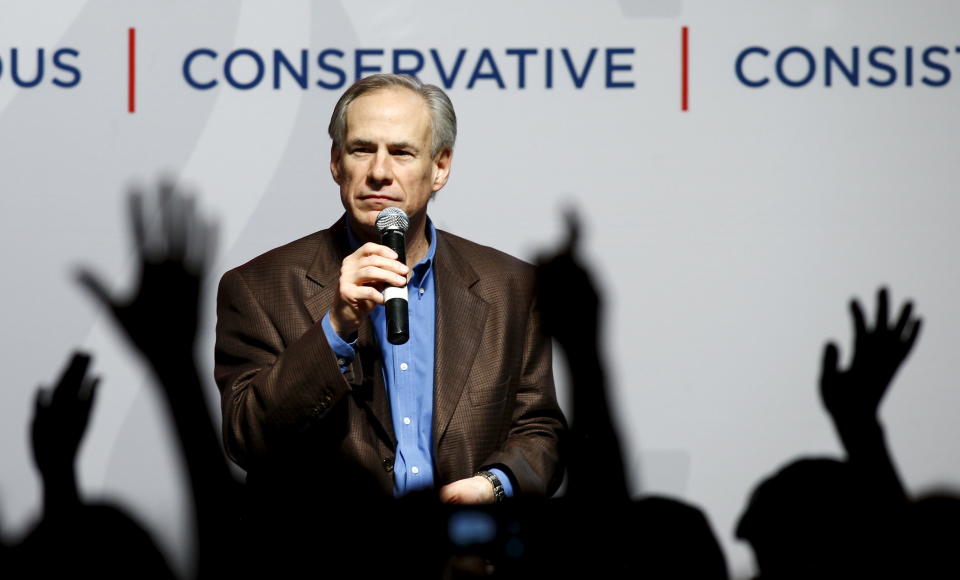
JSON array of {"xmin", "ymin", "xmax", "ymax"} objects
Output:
[
  {"xmin": 906, "ymin": 490, "xmax": 960, "ymax": 577},
  {"xmin": 1, "ymin": 188, "xmax": 955, "ymax": 579}
]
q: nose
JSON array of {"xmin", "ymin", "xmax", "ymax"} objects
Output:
[{"xmin": 367, "ymin": 149, "xmax": 393, "ymax": 189}]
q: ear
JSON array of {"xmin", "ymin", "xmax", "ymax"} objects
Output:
[
  {"xmin": 431, "ymin": 148, "xmax": 452, "ymax": 193},
  {"xmin": 330, "ymin": 143, "xmax": 343, "ymax": 184}
]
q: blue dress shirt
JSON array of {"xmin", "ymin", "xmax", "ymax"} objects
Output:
[{"xmin": 320, "ymin": 217, "xmax": 514, "ymax": 498}]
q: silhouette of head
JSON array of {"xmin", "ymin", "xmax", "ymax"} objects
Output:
[{"xmin": 737, "ymin": 457, "xmax": 899, "ymax": 577}]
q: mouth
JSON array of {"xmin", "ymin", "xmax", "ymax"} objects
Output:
[{"xmin": 359, "ymin": 195, "xmax": 401, "ymax": 208}]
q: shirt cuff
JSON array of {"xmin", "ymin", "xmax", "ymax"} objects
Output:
[
  {"xmin": 321, "ymin": 313, "xmax": 357, "ymax": 373},
  {"xmin": 488, "ymin": 468, "xmax": 514, "ymax": 498}
]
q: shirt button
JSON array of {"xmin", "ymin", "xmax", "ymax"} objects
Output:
[
  {"xmin": 419, "ymin": 288, "xmax": 425, "ymax": 295},
  {"xmin": 403, "ymin": 417, "xmax": 411, "ymax": 425},
  {"xmin": 383, "ymin": 458, "xmax": 394, "ymax": 473},
  {"xmin": 400, "ymin": 362, "xmax": 409, "ymax": 371},
  {"xmin": 411, "ymin": 466, "xmax": 420, "ymax": 474}
]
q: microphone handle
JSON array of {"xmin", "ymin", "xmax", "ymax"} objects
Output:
[
  {"xmin": 380, "ymin": 229, "xmax": 409, "ymax": 345},
  {"xmin": 381, "ymin": 229, "xmax": 406, "ymax": 264}
]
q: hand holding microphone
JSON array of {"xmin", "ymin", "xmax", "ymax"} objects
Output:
[{"xmin": 329, "ymin": 208, "xmax": 410, "ymax": 344}]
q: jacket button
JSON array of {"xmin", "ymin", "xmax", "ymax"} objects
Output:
[{"xmin": 382, "ymin": 458, "xmax": 394, "ymax": 473}]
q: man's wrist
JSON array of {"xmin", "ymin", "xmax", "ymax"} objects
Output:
[
  {"xmin": 328, "ymin": 309, "xmax": 359, "ymax": 341},
  {"xmin": 321, "ymin": 313, "xmax": 358, "ymax": 373}
]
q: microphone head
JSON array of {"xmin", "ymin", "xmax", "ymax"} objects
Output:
[{"xmin": 376, "ymin": 207, "xmax": 409, "ymax": 234}]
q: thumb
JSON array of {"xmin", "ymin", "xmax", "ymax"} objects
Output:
[
  {"xmin": 81, "ymin": 376, "xmax": 100, "ymax": 402},
  {"xmin": 562, "ymin": 207, "xmax": 581, "ymax": 256},
  {"xmin": 34, "ymin": 386, "xmax": 49, "ymax": 416},
  {"xmin": 820, "ymin": 342, "xmax": 840, "ymax": 385},
  {"xmin": 75, "ymin": 267, "xmax": 116, "ymax": 311}
]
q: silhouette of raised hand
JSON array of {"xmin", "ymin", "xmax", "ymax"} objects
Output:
[
  {"xmin": 820, "ymin": 287, "xmax": 920, "ymax": 506},
  {"xmin": 820, "ymin": 287, "xmax": 922, "ymax": 425},
  {"xmin": 77, "ymin": 181, "xmax": 216, "ymax": 366},
  {"xmin": 536, "ymin": 209, "xmax": 600, "ymax": 350},
  {"xmin": 31, "ymin": 351, "xmax": 99, "ymax": 512}
]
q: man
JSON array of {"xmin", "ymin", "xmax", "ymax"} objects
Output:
[{"xmin": 214, "ymin": 74, "xmax": 565, "ymax": 506}]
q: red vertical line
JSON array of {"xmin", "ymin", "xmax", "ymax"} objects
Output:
[
  {"xmin": 681, "ymin": 26, "xmax": 689, "ymax": 111},
  {"xmin": 128, "ymin": 27, "xmax": 136, "ymax": 113}
]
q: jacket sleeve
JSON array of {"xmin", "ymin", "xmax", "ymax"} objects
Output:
[
  {"xmin": 213, "ymin": 268, "xmax": 358, "ymax": 470},
  {"xmin": 480, "ymin": 292, "xmax": 567, "ymax": 497}
]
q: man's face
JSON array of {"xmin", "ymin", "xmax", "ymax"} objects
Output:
[{"xmin": 331, "ymin": 87, "xmax": 451, "ymax": 237}]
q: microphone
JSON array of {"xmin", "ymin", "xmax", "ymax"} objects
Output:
[{"xmin": 376, "ymin": 207, "xmax": 409, "ymax": 345}]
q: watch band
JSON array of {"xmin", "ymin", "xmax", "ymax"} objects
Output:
[{"xmin": 476, "ymin": 470, "xmax": 505, "ymax": 503}]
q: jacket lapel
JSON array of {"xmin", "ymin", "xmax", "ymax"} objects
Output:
[{"xmin": 433, "ymin": 232, "xmax": 488, "ymax": 447}]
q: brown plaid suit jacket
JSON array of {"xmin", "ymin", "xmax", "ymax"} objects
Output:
[{"xmin": 214, "ymin": 216, "xmax": 566, "ymax": 498}]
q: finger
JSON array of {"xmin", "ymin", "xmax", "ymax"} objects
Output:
[
  {"xmin": 355, "ymin": 242, "xmax": 399, "ymax": 261},
  {"xmin": 562, "ymin": 207, "xmax": 581, "ymax": 255},
  {"xmin": 349, "ymin": 265, "xmax": 408, "ymax": 288},
  {"xmin": 54, "ymin": 352, "xmax": 92, "ymax": 402},
  {"xmin": 128, "ymin": 190, "xmax": 146, "ymax": 257},
  {"xmin": 820, "ymin": 342, "xmax": 840, "ymax": 383},
  {"xmin": 850, "ymin": 299, "xmax": 867, "ymax": 346},
  {"xmin": 186, "ymin": 215, "xmax": 215, "ymax": 275},
  {"xmin": 893, "ymin": 301, "xmax": 914, "ymax": 339},
  {"xmin": 349, "ymin": 255, "xmax": 409, "ymax": 277},
  {"xmin": 438, "ymin": 484, "xmax": 459, "ymax": 504},
  {"xmin": 158, "ymin": 177, "xmax": 176, "ymax": 202},
  {"xmin": 76, "ymin": 268, "xmax": 116, "ymax": 310},
  {"xmin": 166, "ymin": 188, "xmax": 189, "ymax": 262},
  {"xmin": 34, "ymin": 387, "xmax": 50, "ymax": 413},
  {"xmin": 902, "ymin": 317, "xmax": 922, "ymax": 355},
  {"xmin": 202, "ymin": 218, "xmax": 219, "ymax": 274},
  {"xmin": 184, "ymin": 202, "xmax": 216, "ymax": 275},
  {"xmin": 79, "ymin": 375, "xmax": 100, "ymax": 404},
  {"xmin": 345, "ymin": 285, "xmax": 386, "ymax": 306},
  {"xmin": 143, "ymin": 186, "xmax": 167, "ymax": 262},
  {"xmin": 876, "ymin": 287, "xmax": 889, "ymax": 330}
]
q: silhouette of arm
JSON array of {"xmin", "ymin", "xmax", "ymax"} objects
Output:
[
  {"xmin": 819, "ymin": 287, "xmax": 921, "ymax": 503},
  {"xmin": 536, "ymin": 211, "xmax": 628, "ymax": 500},
  {"xmin": 78, "ymin": 181, "xmax": 235, "ymax": 576}
]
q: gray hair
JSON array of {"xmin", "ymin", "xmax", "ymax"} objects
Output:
[{"xmin": 328, "ymin": 74, "xmax": 457, "ymax": 158}]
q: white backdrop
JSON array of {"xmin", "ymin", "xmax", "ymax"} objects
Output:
[{"xmin": 1, "ymin": 2, "xmax": 958, "ymax": 577}]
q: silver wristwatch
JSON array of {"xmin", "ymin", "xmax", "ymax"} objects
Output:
[{"xmin": 476, "ymin": 470, "xmax": 505, "ymax": 503}]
